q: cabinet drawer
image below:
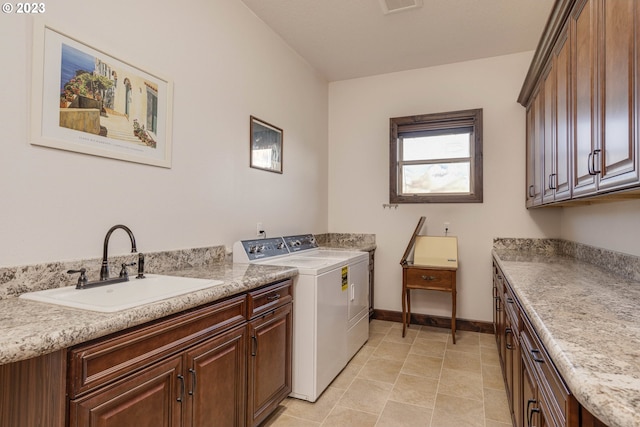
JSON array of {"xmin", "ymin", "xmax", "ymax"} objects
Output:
[
  {"xmin": 404, "ymin": 268, "xmax": 454, "ymax": 291},
  {"xmin": 68, "ymin": 294, "xmax": 247, "ymax": 397},
  {"xmin": 248, "ymin": 279, "xmax": 293, "ymax": 319},
  {"xmin": 521, "ymin": 317, "xmax": 570, "ymax": 427}
]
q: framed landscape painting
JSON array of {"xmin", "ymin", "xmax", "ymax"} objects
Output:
[{"xmin": 30, "ymin": 22, "xmax": 173, "ymax": 167}]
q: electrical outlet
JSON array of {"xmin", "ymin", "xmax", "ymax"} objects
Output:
[
  {"xmin": 256, "ymin": 222, "xmax": 264, "ymax": 237},
  {"xmin": 444, "ymin": 222, "xmax": 450, "ymax": 235}
]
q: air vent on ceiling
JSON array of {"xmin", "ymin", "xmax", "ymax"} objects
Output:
[{"xmin": 379, "ymin": 0, "xmax": 423, "ymax": 15}]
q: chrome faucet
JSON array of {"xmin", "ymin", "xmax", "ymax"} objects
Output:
[{"xmin": 100, "ymin": 224, "xmax": 138, "ymax": 280}]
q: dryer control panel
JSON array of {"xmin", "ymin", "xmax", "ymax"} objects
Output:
[{"xmin": 283, "ymin": 234, "xmax": 318, "ymax": 253}]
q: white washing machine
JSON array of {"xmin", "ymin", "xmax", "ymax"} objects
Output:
[
  {"xmin": 233, "ymin": 235, "xmax": 369, "ymax": 402},
  {"xmin": 282, "ymin": 236, "xmax": 370, "ymax": 361}
]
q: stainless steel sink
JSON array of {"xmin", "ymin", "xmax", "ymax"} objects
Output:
[{"xmin": 19, "ymin": 274, "xmax": 224, "ymax": 312}]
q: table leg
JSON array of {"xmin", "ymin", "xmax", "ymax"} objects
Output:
[
  {"xmin": 402, "ymin": 286, "xmax": 407, "ymax": 337},
  {"xmin": 406, "ymin": 289, "xmax": 411, "ymax": 331},
  {"xmin": 451, "ymin": 288, "xmax": 457, "ymax": 344}
]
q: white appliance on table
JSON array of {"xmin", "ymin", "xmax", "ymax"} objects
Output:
[{"xmin": 233, "ymin": 234, "xmax": 369, "ymax": 402}]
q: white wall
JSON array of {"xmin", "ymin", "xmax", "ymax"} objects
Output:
[
  {"xmin": 560, "ymin": 200, "xmax": 640, "ymax": 256},
  {"xmin": 328, "ymin": 52, "xmax": 561, "ymax": 323},
  {"xmin": 0, "ymin": 0, "xmax": 328, "ymax": 266}
]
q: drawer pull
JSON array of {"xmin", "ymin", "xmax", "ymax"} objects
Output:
[
  {"xmin": 177, "ymin": 374, "xmax": 185, "ymax": 402},
  {"xmin": 421, "ymin": 275, "xmax": 437, "ymax": 281},
  {"xmin": 530, "ymin": 349, "xmax": 545, "ymax": 363},
  {"xmin": 266, "ymin": 293, "xmax": 281, "ymax": 301},
  {"xmin": 506, "ymin": 297, "xmax": 514, "ymax": 304}
]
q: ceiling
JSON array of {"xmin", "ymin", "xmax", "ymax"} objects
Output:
[{"xmin": 239, "ymin": 0, "xmax": 556, "ymax": 82}]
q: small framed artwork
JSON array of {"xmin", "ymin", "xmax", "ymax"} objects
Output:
[
  {"xmin": 30, "ymin": 21, "xmax": 173, "ymax": 168},
  {"xmin": 250, "ymin": 116, "xmax": 283, "ymax": 174}
]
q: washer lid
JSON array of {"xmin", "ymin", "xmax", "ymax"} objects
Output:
[
  {"xmin": 258, "ymin": 255, "xmax": 347, "ymax": 275},
  {"xmin": 298, "ymin": 249, "xmax": 369, "ymax": 263}
]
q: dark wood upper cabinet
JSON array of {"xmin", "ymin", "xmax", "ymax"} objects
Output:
[{"xmin": 521, "ymin": 0, "xmax": 640, "ymax": 206}]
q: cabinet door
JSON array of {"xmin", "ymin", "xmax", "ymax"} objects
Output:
[
  {"xmin": 598, "ymin": 0, "xmax": 640, "ymax": 190},
  {"xmin": 184, "ymin": 324, "xmax": 247, "ymax": 427},
  {"xmin": 542, "ymin": 61, "xmax": 556, "ymax": 204},
  {"xmin": 527, "ymin": 88, "xmax": 545, "ymax": 206},
  {"xmin": 498, "ymin": 294, "xmax": 507, "ymax": 367},
  {"xmin": 554, "ymin": 27, "xmax": 572, "ymax": 201},
  {"xmin": 69, "ymin": 355, "xmax": 182, "ymax": 427},
  {"xmin": 522, "ymin": 360, "xmax": 542, "ymax": 427},
  {"xmin": 247, "ymin": 303, "xmax": 292, "ymax": 427},
  {"xmin": 492, "ymin": 265, "xmax": 501, "ymax": 338},
  {"xmin": 504, "ymin": 318, "xmax": 514, "ymax": 400},
  {"xmin": 572, "ymin": 0, "xmax": 599, "ymax": 196}
]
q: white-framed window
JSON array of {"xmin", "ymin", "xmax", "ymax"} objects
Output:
[{"xmin": 390, "ymin": 109, "xmax": 483, "ymax": 203}]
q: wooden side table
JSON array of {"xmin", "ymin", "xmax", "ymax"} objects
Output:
[{"xmin": 402, "ymin": 263, "xmax": 457, "ymax": 343}]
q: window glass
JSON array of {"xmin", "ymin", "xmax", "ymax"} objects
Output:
[
  {"xmin": 402, "ymin": 132, "xmax": 471, "ymax": 161},
  {"xmin": 389, "ymin": 109, "xmax": 483, "ymax": 203},
  {"xmin": 402, "ymin": 162, "xmax": 471, "ymax": 194}
]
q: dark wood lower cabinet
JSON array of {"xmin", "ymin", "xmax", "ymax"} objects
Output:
[
  {"xmin": 0, "ymin": 279, "xmax": 293, "ymax": 427},
  {"xmin": 493, "ymin": 259, "xmax": 607, "ymax": 427}
]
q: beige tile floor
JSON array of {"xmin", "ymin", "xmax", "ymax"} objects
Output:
[{"xmin": 261, "ymin": 320, "xmax": 512, "ymax": 427}]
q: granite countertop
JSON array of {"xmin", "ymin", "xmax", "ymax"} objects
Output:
[
  {"xmin": 0, "ymin": 261, "xmax": 297, "ymax": 365},
  {"xmin": 492, "ymin": 248, "xmax": 640, "ymax": 427}
]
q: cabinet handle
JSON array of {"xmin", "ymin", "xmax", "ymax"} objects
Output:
[
  {"xmin": 505, "ymin": 327, "xmax": 513, "ymax": 350},
  {"xmin": 593, "ymin": 149, "xmax": 601, "ymax": 174},
  {"xmin": 526, "ymin": 399, "xmax": 537, "ymax": 427},
  {"xmin": 530, "ymin": 349, "xmax": 545, "ymax": 363},
  {"xmin": 528, "ymin": 184, "xmax": 535, "ymax": 198},
  {"xmin": 588, "ymin": 149, "xmax": 602, "ymax": 175},
  {"xmin": 506, "ymin": 296, "xmax": 514, "ymax": 304},
  {"xmin": 548, "ymin": 173, "xmax": 557, "ymax": 190},
  {"xmin": 529, "ymin": 407, "xmax": 541, "ymax": 427},
  {"xmin": 495, "ymin": 297, "xmax": 501, "ymax": 312},
  {"xmin": 188, "ymin": 368, "xmax": 196, "ymax": 396},
  {"xmin": 267, "ymin": 293, "xmax": 281, "ymax": 301},
  {"xmin": 177, "ymin": 374, "xmax": 185, "ymax": 402},
  {"xmin": 421, "ymin": 275, "xmax": 436, "ymax": 281},
  {"xmin": 251, "ymin": 335, "xmax": 257, "ymax": 357}
]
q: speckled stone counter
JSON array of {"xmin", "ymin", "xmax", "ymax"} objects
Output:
[
  {"xmin": 0, "ymin": 255, "xmax": 296, "ymax": 365},
  {"xmin": 315, "ymin": 232, "xmax": 376, "ymax": 252},
  {"xmin": 492, "ymin": 239, "xmax": 640, "ymax": 427},
  {"xmin": 0, "ymin": 234, "xmax": 376, "ymax": 367}
]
